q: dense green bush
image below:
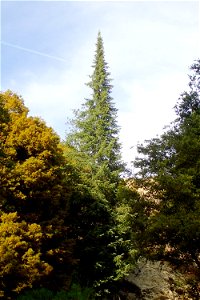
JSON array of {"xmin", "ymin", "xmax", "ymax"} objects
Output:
[{"xmin": 17, "ymin": 284, "xmax": 94, "ymax": 300}]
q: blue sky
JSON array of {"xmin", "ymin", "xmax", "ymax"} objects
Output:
[{"xmin": 1, "ymin": 1, "xmax": 199, "ymax": 168}]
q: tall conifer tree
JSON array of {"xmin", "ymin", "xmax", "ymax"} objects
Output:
[
  {"xmin": 65, "ymin": 33, "xmax": 132, "ymax": 295},
  {"xmin": 67, "ymin": 32, "xmax": 123, "ymax": 184},
  {"xmin": 134, "ymin": 60, "xmax": 200, "ymax": 270}
]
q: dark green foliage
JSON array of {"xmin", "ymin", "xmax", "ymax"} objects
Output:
[
  {"xmin": 65, "ymin": 33, "xmax": 133, "ymax": 295},
  {"xmin": 134, "ymin": 60, "xmax": 200, "ymax": 269},
  {"xmin": 54, "ymin": 284, "xmax": 94, "ymax": 300},
  {"xmin": 175, "ymin": 60, "xmax": 200, "ymax": 120},
  {"xmin": 64, "ymin": 151, "xmax": 133, "ymax": 295},
  {"xmin": 4, "ymin": 37, "xmax": 200, "ymax": 300},
  {"xmin": 17, "ymin": 285, "xmax": 94, "ymax": 300},
  {"xmin": 17, "ymin": 288, "xmax": 54, "ymax": 300},
  {"xmin": 67, "ymin": 32, "xmax": 124, "ymax": 185}
]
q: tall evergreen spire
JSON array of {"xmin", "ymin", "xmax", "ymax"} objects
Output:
[
  {"xmin": 65, "ymin": 33, "xmax": 131, "ymax": 293},
  {"xmin": 67, "ymin": 32, "xmax": 123, "ymax": 181}
]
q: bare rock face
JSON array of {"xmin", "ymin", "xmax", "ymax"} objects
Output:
[{"xmin": 125, "ymin": 260, "xmax": 192, "ymax": 300}]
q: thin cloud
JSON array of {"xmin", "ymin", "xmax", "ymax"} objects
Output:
[
  {"xmin": 1, "ymin": 41, "xmax": 68, "ymax": 63},
  {"xmin": 1, "ymin": 1, "xmax": 198, "ymax": 166}
]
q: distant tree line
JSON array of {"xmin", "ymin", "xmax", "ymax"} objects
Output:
[{"xmin": 0, "ymin": 32, "xmax": 199, "ymax": 299}]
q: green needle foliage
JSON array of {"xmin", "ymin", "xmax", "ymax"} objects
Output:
[
  {"xmin": 65, "ymin": 32, "xmax": 134, "ymax": 295},
  {"xmin": 67, "ymin": 31, "xmax": 124, "ymax": 185},
  {"xmin": 134, "ymin": 60, "xmax": 200, "ymax": 270}
]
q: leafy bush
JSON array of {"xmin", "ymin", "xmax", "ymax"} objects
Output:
[
  {"xmin": 17, "ymin": 288, "xmax": 54, "ymax": 300},
  {"xmin": 17, "ymin": 284, "xmax": 94, "ymax": 300}
]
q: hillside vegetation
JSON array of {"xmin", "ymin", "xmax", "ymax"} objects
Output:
[{"xmin": 0, "ymin": 34, "xmax": 199, "ymax": 299}]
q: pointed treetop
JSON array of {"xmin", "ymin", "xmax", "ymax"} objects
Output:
[{"xmin": 67, "ymin": 31, "xmax": 124, "ymax": 182}]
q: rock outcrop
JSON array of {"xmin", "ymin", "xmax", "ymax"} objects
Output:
[{"xmin": 123, "ymin": 260, "xmax": 194, "ymax": 299}]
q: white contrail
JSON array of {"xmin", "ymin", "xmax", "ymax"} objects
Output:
[{"xmin": 1, "ymin": 40, "xmax": 68, "ymax": 62}]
